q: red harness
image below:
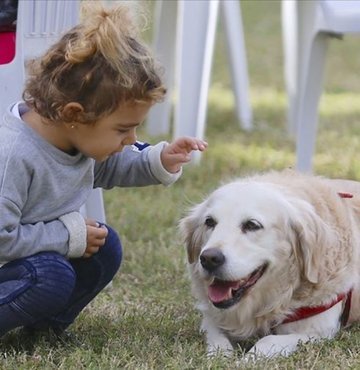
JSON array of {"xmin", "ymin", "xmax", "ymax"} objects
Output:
[
  {"xmin": 282, "ymin": 290, "xmax": 352, "ymax": 326},
  {"xmin": 282, "ymin": 191, "xmax": 354, "ymax": 326}
]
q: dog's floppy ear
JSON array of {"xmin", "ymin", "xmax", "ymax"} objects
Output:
[
  {"xmin": 288, "ymin": 198, "xmax": 334, "ymax": 284},
  {"xmin": 179, "ymin": 204, "xmax": 206, "ymax": 264}
]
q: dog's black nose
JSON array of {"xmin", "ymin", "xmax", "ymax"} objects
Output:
[{"xmin": 200, "ymin": 248, "xmax": 225, "ymax": 272}]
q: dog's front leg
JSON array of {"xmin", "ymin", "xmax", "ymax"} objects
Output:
[
  {"xmin": 201, "ymin": 317, "xmax": 233, "ymax": 357},
  {"xmin": 245, "ymin": 302, "xmax": 343, "ymax": 360},
  {"xmin": 245, "ymin": 333, "xmax": 313, "ymax": 360}
]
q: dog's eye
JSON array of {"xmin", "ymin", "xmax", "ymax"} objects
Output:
[
  {"xmin": 241, "ymin": 219, "xmax": 263, "ymax": 233},
  {"xmin": 205, "ymin": 216, "xmax": 217, "ymax": 228}
]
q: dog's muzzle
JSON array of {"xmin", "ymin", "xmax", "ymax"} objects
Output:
[{"xmin": 200, "ymin": 248, "xmax": 268, "ymax": 309}]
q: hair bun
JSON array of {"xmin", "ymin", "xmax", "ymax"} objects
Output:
[{"xmin": 64, "ymin": 1, "xmax": 146, "ymax": 66}]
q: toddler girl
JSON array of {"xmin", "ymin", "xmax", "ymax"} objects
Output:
[{"xmin": 0, "ymin": 2, "xmax": 207, "ymax": 337}]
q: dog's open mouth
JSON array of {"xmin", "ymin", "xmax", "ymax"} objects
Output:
[{"xmin": 208, "ymin": 263, "xmax": 268, "ymax": 309}]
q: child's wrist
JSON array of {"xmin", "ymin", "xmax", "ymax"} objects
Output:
[
  {"xmin": 59, "ymin": 212, "xmax": 87, "ymax": 258},
  {"xmin": 148, "ymin": 142, "xmax": 182, "ymax": 185}
]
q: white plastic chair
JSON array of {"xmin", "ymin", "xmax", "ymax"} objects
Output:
[
  {"xmin": 146, "ymin": 0, "xmax": 252, "ymax": 163},
  {"xmin": 0, "ymin": 0, "xmax": 106, "ymax": 223},
  {"xmin": 22, "ymin": 0, "xmax": 80, "ymax": 60},
  {"xmin": 80, "ymin": 188, "xmax": 106, "ymax": 223},
  {"xmin": 282, "ymin": 0, "xmax": 360, "ymax": 172}
]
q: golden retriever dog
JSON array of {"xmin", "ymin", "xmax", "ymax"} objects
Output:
[{"xmin": 180, "ymin": 170, "xmax": 360, "ymax": 360}]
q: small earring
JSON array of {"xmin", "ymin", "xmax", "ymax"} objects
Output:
[{"xmin": 70, "ymin": 124, "xmax": 75, "ymax": 129}]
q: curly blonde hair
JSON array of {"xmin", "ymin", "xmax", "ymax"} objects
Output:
[{"xmin": 23, "ymin": 1, "xmax": 166, "ymax": 123}]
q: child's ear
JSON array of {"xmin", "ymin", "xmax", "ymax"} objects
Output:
[{"xmin": 62, "ymin": 102, "xmax": 85, "ymax": 124}]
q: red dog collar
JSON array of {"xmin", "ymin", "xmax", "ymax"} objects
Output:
[
  {"xmin": 282, "ymin": 290, "xmax": 352, "ymax": 326},
  {"xmin": 338, "ymin": 192, "xmax": 353, "ymax": 199},
  {"xmin": 281, "ymin": 191, "xmax": 353, "ymax": 326}
]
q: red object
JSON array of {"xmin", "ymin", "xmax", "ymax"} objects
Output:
[
  {"xmin": 338, "ymin": 192, "xmax": 353, "ymax": 198},
  {"xmin": 0, "ymin": 31, "xmax": 16, "ymax": 64},
  {"xmin": 282, "ymin": 290, "xmax": 352, "ymax": 326}
]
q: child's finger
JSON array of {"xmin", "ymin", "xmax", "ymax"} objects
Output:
[
  {"xmin": 88, "ymin": 246, "xmax": 100, "ymax": 254},
  {"xmin": 98, "ymin": 224, "xmax": 108, "ymax": 237},
  {"xmin": 169, "ymin": 152, "xmax": 192, "ymax": 164},
  {"xmin": 89, "ymin": 224, "xmax": 108, "ymax": 239},
  {"xmin": 186, "ymin": 138, "xmax": 208, "ymax": 151},
  {"xmin": 197, "ymin": 141, "xmax": 208, "ymax": 151}
]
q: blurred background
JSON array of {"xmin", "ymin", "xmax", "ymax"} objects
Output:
[{"xmin": 142, "ymin": 0, "xmax": 360, "ymax": 178}]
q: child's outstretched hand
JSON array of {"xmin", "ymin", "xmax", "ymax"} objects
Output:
[{"xmin": 161, "ymin": 137, "xmax": 208, "ymax": 173}]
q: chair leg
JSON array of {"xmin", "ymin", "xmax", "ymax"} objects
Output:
[
  {"xmin": 173, "ymin": 0, "xmax": 219, "ymax": 163},
  {"xmin": 146, "ymin": 0, "xmax": 178, "ymax": 136},
  {"xmin": 282, "ymin": 0, "xmax": 300, "ymax": 135},
  {"xmin": 81, "ymin": 188, "xmax": 106, "ymax": 223},
  {"xmin": 296, "ymin": 33, "xmax": 329, "ymax": 172},
  {"xmin": 221, "ymin": 0, "xmax": 252, "ymax": 131}
]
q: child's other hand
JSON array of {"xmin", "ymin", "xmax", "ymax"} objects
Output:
[
  {"xmin": 83, "ymin": 219, "xmax": 108, "ymax": 258},
  {"xmin": 161, "ymin": 136, "xmax": 208, "ymax": 173}
]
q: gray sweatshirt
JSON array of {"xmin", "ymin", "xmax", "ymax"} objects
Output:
[{"xmin": 0, "ymin": 102, "xmax": 181, "ymax": 263}]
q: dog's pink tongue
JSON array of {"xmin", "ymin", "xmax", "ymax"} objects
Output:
[{"xmin": 208, "ymin": 280, "xmax": 240, "ymax": 303}]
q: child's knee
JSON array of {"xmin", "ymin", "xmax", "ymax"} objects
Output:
[
  {"xmin": 101, "ymin": 225, "xmax": 123, "ymax": 276},
  {"xmin": 25, "ymin": 252, "xmax": 76, "ymax": 308},
  {"xmin": 0, "ymin": 252, "xmax": 76, "ymax": 319}
]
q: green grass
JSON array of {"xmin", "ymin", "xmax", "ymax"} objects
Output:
[{"xmin": 2, "ymin": 0, "xmax": 360, "ymax": 368}]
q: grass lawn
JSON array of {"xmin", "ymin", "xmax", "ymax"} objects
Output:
[{"xmin": 2, "ymin": 0, "xmax": 360, "ymax": 369}]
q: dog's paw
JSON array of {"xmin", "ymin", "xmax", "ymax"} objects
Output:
[{"xmin": 247, "ymin": 334, "xmax": 299, "ymax": 359}]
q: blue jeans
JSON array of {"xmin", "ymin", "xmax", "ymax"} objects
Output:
[{"xmin": 0, "ymin": 225, "xmax": 122, "ymax": 337}]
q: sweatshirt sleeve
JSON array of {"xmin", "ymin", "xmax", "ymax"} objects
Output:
[
  {"xmin": 94, "ymin": 141, "xmax": 182, "ymax": 189},
  {"xmin": 0, "ymin": 196, "xmax": 86, "ymax": 261}
]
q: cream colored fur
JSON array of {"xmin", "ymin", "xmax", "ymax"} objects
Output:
[{"xmin": 180, "ymin": 170, "xmax": 360, "ymax": 360}]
